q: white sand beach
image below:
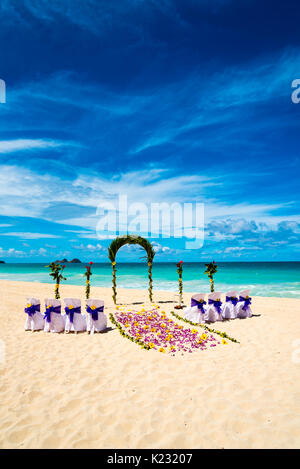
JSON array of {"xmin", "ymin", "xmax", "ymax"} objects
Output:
[{"xmin": 0, "ymin": 280, "xmax": 299, "ymax": 449}]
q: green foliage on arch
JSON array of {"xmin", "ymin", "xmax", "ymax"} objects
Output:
[{"xmin": 108, "ymin": 235, "xmax": 156, "ymax": 304}]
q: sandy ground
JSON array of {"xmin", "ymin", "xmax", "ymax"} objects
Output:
[{"xmin": 0, "ymin": 279, "xmax": 299, "ymax": 449}]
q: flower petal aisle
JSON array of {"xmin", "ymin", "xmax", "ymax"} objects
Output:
[{"xmin": 113, "ymin": 305, "xmax": 220, "ymax": 354}]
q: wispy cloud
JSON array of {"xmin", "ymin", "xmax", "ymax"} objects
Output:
[
  {"xmin": 0, "ymin": 164, "xmax": 296, "ymax": 228},
  {"xmin": 0, "ymin": 0, "xmax": 185, "ymax": 37},
  {"xmin": 0, "ymin": 162, "xmax": 298, "ymax": 263},
  {"xmin": 130, "ymin": 49, "xmax": 300, "ymax": 154},
  {"xmin": 0, "ymin": 232, "xmax": 61, "ymax": 239},
  {"xmin": 0, "ymin": 139, "xmax": 79, "ymax": 154}
]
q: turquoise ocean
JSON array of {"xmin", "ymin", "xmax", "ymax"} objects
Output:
[{"xmin": 0, "ymin": 262, "xmax": 299, "ymax": 298}]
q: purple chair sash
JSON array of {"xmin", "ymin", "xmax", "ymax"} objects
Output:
[
  {"xmin": 226, "ymin": 296, "xmax": 238, "ymax": 306},
  {"xmin": 65, "ymin": 306, "xmax": 81, "ymax": 323},
  {"xmin": 86, "ymin": 305, "xmax": 104, "ymax": 321},
  {"xmin": 208, "ymin": 298, "xmax": 222, "ymax": 314},
  {"xmin": 239, "ymin": 296, "xmax": 252, "ymax": 311},
  {"xmin": 43, "ymin": 305, "xmax": 61, "ymax": 323},
  {"xmin": 25, "ymin": 304, "xmax": 40, "ymax": 316},
  {"xmin": 191, "ymin": 298, "xmax": 206, "ymax": 314}
]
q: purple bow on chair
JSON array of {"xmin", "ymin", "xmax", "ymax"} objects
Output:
[
  {"xmin": 208, "ymin": 298, "xmax": 222, "ymax": 314},
  {"xmin": 191, "ymin": 298, "xmax": 206, "ymax": 314},
  {"xmin": 65, "ymin": 306, "xmax": 81, "ymax": 323},
  {"xmin": 86, "ymin": 305, "xmax": 104, "ymax": 321},
  {"xmin": 239, "ymin": 296, "xmax": 252, "ymax": 311},
  {"xmin": 43, "ymin": 305, "xmax": 61, "ymax": 323},
  {"xmin": 24, "ymin": 304, "xmax": 40, "ymax": 316},
  {"xmin": 226, "ymin": 296, "xmax": 238, "ymax": 306}
]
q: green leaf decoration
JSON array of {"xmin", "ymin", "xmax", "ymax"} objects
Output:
[
  {"xmin": 204, "ymin": 260, "xmax": 218, "ymax": 292},
  {"xmin": 45, "ymin": 262, "xmax": 67, "ymax": 299},
  {"xmin": 108, "ymin": 235, "xmax": 156, "ymax": 304}
]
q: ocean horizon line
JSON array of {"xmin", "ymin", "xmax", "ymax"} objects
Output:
[
  {"xmin": 1, "ymin": 261, "xmax": 299, "ymax": 298},
  {"xmin": 1, "ymin": 260, "xmax": 300, "ymax": 264}
]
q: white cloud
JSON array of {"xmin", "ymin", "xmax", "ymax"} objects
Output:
[
  {"xmin": 30, "ymin": 247, "xmax": 47, "ymax": 256},
  {"xmin": 224, "ymin": 246, "xmax": 262, "ymax": 253},
  {"xmin": 70, "ymin": 242, "xmax": 108, "ymax": 260},
  {"xmin": 0, "ymin": 232, "xmax": 61, "ymax": 239},
  {"xmin": 0, "ymin": 139, "xmax": 72, "ymax": 153},
  {"xmin": 86, "ymin": 243, "xmax": 105, "ymax": 251},
  {"xmin": 0, "ymin": 164, "xmax": 298, "ymax": 247},
  {"xmin": 151, "ymin": 241, "xmax": 174, "ymax": 254},
  {"xmin": 0, "ymin": 246, "xmax": 26, "ymax": 257}
]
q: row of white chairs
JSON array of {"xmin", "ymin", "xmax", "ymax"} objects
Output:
[
  {"xmin": 184, "ymin": 289, "xmax": 253, "ymax": 324},
  {"xmin": 24, "ymin": 298, "xmax": 107, "ymax": 334}
]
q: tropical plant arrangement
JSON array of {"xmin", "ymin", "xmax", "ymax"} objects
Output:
[
  {"xmin": 204, "ymin": 260, "xmax": 218, "ymax": 292},
  {"xmin": 113, "ymin": 306, "xmax": 219, "ymax": 354},
  {"xmin": 84, "ymin": 261, "xmax": 93, "ymax": 299},
  {"xmin": 46, "ymin": 262, "xmax": 66, "ymax": 299},
  {"xmin": 171, "ymin": 311, "xmax": 239, "ymax": 343},
  {"xmin": 108, "ymin": 235, "xmax": 156, "ymax": 304},
  {"xmin": 174, "ymin": 260, "xmax": 183, "ymax": 309}
]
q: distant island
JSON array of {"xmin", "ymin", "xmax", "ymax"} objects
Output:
[
  {"xmin": 0, "ymin": 260, "xmax": 5, "ymax": 264},
  {"xmin": 55, "ymin": 258, "xmax": 82, "ymax": 264}
]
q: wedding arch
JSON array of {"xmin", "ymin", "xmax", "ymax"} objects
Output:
[{"xmin": 108, "ymin": 235, "xmax": 156, "ymax": 304}]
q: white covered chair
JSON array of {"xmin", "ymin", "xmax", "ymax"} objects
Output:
[
  {"xmin": 43, "ymin": 299, "xmax": 65, "ymax": 333},
  {"xmin": 222, "ymin": 290, "xmax": 239, "ymax": 319},
  {"xmin": 204, "ymin": 292, "xmax": 223, "ymax": 323},
  {"xmin": 24, "ymin": 298, "xmax": 44, "ymax": 331},
  {"xmin": 184, "ymin": 294, "xmax": 206, "ymax": 323},
  {"xmin": 64, "ymin": 298, "xmax": 87, "ymax": 333},
  {"xmin": 86, "ymin": 299, "xmax": 107, "ymax": 334},
  {"xmin": 236, "ymin": 289, "xmax": 253, "ymax": 318}
]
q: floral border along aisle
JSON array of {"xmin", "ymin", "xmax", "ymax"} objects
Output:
[
  {"xmin": 171, "ymin": 311, "xmax": 239, "ymax": 343},
  {"xmin": 111, "ymin": 306, "xmax": 222, "ymax": 354}
]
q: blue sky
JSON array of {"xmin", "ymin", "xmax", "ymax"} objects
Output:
[{"xmin": 0, "ymin": 0, "xmax": 299, "ymax": 262}]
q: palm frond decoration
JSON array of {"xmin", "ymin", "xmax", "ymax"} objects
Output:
[
  {"xmin": 204, "ymin": 260, "xmax": 218, "ymax": 292},
  {"xmin": 46, "ymin": 262, "xmax": 67, "ymax": 299},
  {"xmin": 108, "ymin": 235, "xmax": 156, "ymax": 304}
]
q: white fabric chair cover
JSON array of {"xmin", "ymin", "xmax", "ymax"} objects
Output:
[
  {"xmin": 236, "ymin": 289, "xmax": 252, "ymax": 318},
  {"xmin": 64, "ymin": 298, "xmax": 87, "ymax": 332},
  {"xmin": 24, "ymin": 297, "xmax": 44, "ymax": 331},
  {"xmin": 204, "ymin": 292, "xmax": 223, "ymax": 323},
  {"xmin": 43, "ymin": 298, "xmax": 65, "ymax": 333},
  {"xmin": 86, "ymin": 299, "xmax": 107, "ymax": 334},
  {"xmin": 184, "ymin": 293, "xmax": 206, "ymax": 323},
  {"xmin": 222, "ymin": 290, "xmax": 238, "ymax": 319}
]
